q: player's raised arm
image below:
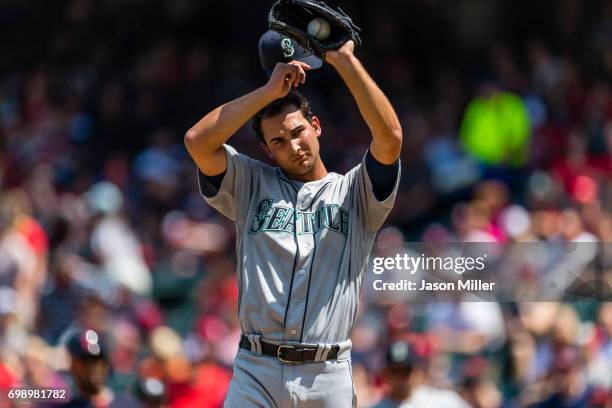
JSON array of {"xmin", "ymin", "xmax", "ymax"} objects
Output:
[
  {"xmin": 326, "ymin": 41, "xmax": 402, "ymax": 165},
  {"xmin": 184, "ymin": 61, "xmax": 311, "ymax": 176}
]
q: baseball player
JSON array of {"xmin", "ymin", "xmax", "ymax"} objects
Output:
[{"xmin": 185, "ymin": 31, "xmax": 402, "ymax": 407}]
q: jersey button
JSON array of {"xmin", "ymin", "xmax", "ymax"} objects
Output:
[
  {"xmin": 290, "ymin": 329, "xmax": 297, "ymax": 335},
  {"xmin": 298, "ymin": 270, "xmax": 306, "ymax": 275},
  {"xmin": 296, "ymin": 298, "xmax": 302, "ymax": 304}
]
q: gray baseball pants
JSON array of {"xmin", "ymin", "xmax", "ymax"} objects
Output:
[{"xmin": 224, "ymin": 347, "xmax": 356, "ymax": 408}]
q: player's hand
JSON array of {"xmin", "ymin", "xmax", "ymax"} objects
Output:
[
  {"xmin": 325, "ymin": 40, "xmax": 355, "ymax": 67},
  {"xmin": 264, "ymin": 61, "xmax": 311, "ymax": 99}
]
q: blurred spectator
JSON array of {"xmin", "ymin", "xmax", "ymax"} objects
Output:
[
  {"xmin": 460, "ymin": 86, "xmax": 531, "ymax": 168},
  {"xmin": 59, "ymin": 329, "xmax": 140, "ymax": 407},
  {"xmin": 136, "ymin": 377, "xmax": 167, "ymax": 408},
  {"xmin": 370, "ymin": 338, "xmax": 471, "ymax": 408}
]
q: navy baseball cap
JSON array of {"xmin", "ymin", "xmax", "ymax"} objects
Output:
[
  {"xmin": 66, "ymin": 329, "xmax": 108, "ymax": 360},
  {"xmin": 259, "ymin": 30, "xmax": 322, "ymax": 76},
  {"xmin": 385, "ymin": 340, "xmax": 420, "ymax": 368}
]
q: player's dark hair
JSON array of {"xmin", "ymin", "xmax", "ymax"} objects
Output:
[{"xmin": 252, "ymin": 90, "xmax": 314, "ymax": 144}]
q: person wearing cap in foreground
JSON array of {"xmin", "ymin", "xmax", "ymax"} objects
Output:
[
  {"xmin": 59, "ymin": 329, "xmax": 140, "ymax": 408},
  {"xmin": 371, "ymin": 338, "xmax": 471, "ymax": 408},
  {"xmin": 185, "ymin": 20, "xmax": 402, "ymax": 407}
]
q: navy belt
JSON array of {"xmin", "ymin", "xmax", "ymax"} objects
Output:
[{"xmin": 240, "ymin": 335, "xmax": 339, "ymax": 363}]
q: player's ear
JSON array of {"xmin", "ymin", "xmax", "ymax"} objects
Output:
[
  {"xmin": 260, "ymin": 142, "xmax": 273, "ymax": 159},
  {"xmin": 310, "ymin": 116, "xmax": 321, "ymax": 137}
]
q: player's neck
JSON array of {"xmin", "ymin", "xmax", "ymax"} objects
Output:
[{"xmin": 285, "ymin": 159, "xmax": 328, "ymax": 183}]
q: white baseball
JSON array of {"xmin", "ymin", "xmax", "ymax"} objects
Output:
[{"xmin": 307, "ymin": 18, "xmax": 331, "ymax": 40}]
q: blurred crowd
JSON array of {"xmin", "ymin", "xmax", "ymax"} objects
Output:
[{"xmin": 0, "ymin": 0, "xmax": 611, "ymax": 407}]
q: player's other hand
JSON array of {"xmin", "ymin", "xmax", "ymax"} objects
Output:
[
  {"xmin": 264, "ymin": 61, "xmax": 311, "ymax": 100},
  {"xmin": 325, "ymin": 40, "xmax": 355, "ymax": 67}
]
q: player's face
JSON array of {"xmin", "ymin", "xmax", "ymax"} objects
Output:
[{"xmin": 260, "ymin": 105, "xmax": 322, "ymax": 177}]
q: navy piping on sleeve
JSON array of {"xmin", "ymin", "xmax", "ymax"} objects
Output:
[
  {"xmin": 198, "ymin": 170, "xmax": 226, "ymax": 197},
  {"xmin": 365, "ymin": 150, "xmax": 399, "ymax": 202}
]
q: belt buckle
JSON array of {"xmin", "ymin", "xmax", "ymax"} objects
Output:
[{"xmin": 277, "ymin": 345, "xmax": 297, "ymax": 364}]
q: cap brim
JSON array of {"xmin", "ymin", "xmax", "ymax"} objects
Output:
[
  {"xmin": 265, "ymin": 55, "xmax": 323, "ymax": 77},
  {"xmin": 299, "ymin": 55, "xmax": 323, "ymax": 70}
]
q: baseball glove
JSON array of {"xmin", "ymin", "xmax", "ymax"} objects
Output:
[{"xmin": 268, "ymin": 0, "xmax": 361, "ymax": 60}]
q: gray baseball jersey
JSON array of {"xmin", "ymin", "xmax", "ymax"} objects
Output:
[{"xmin": 198, "ymin": 144, "xmax": 399, "ymax": 407}]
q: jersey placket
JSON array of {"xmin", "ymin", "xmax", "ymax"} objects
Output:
[{"xmin": 283, "ymin": 184, "xmax": 316, "ymax": 342}]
